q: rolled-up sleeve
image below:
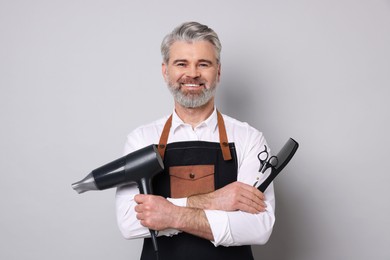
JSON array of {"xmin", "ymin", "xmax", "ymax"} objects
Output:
[
  {"xmin": 115, "ymin": 129, "xmax": 182, "ymax": 240},
  {"xmin": 204, "ymin": 183, "xmax": 275, "ymax": 247},
  {"xmin": 204, "ymin": 122, "xmax": 276, "ymax": 246}
]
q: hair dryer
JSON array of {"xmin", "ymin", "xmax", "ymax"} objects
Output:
[{"xmin": 71, "ymin": 144, "xmax": 163, "ymax": 257}]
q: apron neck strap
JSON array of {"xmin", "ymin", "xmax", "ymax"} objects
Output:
[
  {"xmin": 157, "ymin": 110, "xmax": 232, "ymax": 161},
  {"xmin": 157, "ymin": 114, "xmax": 173, "ymax": 160},
  {"xmin": 217, "ymin": 110, "xmax": 232, "ymax": 161}
]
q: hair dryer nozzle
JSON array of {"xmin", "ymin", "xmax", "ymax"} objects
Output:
[{"xmin": 71, "ymin": 172, "xmax": 98, "ymax": 194}]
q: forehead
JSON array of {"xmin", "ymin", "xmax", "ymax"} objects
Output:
[{"xmin": 169, "ymin": 40, "xmax": 217, "ymax": 63}]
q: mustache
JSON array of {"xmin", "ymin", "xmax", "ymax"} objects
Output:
[{"xmin": 179, "ymin": 79, "xmax": 206, "ymax": 85}]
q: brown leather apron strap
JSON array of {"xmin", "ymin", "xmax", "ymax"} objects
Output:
[
  {"xmin": 158, "ymin": 111, "xmax": 232, "ymax": 161},
  {"xmin": 217, "ymin": 110, "xmax": 232, "ymax": 161},
  {"xmin": 158, "ymin": 115, "xmax": 172, "ymax": 160}
]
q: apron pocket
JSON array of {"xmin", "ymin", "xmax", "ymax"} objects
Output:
[{"xmin": 169, "ymin": 165, "xmax": 215, "ymax": 198}]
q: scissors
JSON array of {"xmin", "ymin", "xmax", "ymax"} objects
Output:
[{"xmin": 254, "ymin": 145, "xmax": 279, "ymax": 187}]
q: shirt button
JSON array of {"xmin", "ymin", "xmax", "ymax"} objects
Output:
[{"xmin": 189, "ymin": 173, "xmax": 195, "ymax": 179}]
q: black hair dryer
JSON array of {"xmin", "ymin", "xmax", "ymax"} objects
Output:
[
  {"xmin": 71, "ymin": 144, "xmax": 164, "ymax": 194},
  {"xmin": 71, "ymin": 144, "xmax": 164, "ymax": 256}
]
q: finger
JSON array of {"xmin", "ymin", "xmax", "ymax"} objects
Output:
[
  {"xmin": 246, "ymin": 187, "xmax": 266, "ymax": 203},
  {"xmin": 239, "ymin": 188, "xmax": 265, "ymax": 207},
  {"xmin": 139, "ymin": 219, "xmax": 146, "ymax": 227},
  {"xmin": 247, "ymin": 186, "xmax": 265, "ymax": 201},
  {"xmin": 238, "ymin": 196, "xmax": 267, "ymax": 213},
  {"xmin": 241, "ymin": 194, "xmax": 266, "ymax": 208},
  {"xmin": 235, "ymin": 201, "xmax": 263, "ymax": 214},
  {"xmin": 134, "ymin": 194, "xmax": 146, "ymax": 203},
  {"xmin": 239, "ymin": 187, "xmax": 266, "ymax": 205},
  {"xmin": 229, "ymin": 183, "xmax": 264, "ymax": 209},
  {"xmin": 134, "ymin": 204, "xmax": 142, "ymax": 213},
  {"xmin": 236, "ymin": 182, "xmax": 265, "ymax": 200},
  {"xmin": 253, "ymin": 188, "xmax": 265, "ymax": 201}
]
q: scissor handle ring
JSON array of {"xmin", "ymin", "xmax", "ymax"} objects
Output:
[
  {"xmin": 268, "ymin": 156, "xmax": 279, "ymax": 168},
  {"xmin": 257, "ymin": 145, "xmax": 268, "ymax": 162}
]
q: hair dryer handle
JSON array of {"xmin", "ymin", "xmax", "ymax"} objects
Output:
[
  {"xmin": 137, "ymin": 177, "xmax": 159, "ymax": 257},
  {"xmin": 137, "ymin": 177, "xmax": 153, "ymax": 195}
]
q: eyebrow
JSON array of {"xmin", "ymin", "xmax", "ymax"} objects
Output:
[
  {"xmin": 172, "ymin": 59, "xmax": 214, "ymax": 65},
  {"xmin": 198, "ymin": 59, "xmax": 213, "ymax": 65},
  {"xmin": 172, "ymin": 59, "xmax": 188, "ymax": 64}
]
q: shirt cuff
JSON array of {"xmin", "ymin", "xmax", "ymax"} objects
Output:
[
  {"xmin": 167, "ymin": 197, "xmax": 187, "ymax": 207},
  {"xmin": 160, "ymin": 198, "xmax": 187, "ymax": 237},
  {"xmin": 204, "ymin": 210, "xmax": 232, "ymax": 246},
  {"xmin": 158, "ymin": 228, "xmax": 181, "ymax": 237}
]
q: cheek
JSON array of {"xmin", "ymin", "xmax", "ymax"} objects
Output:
[
  {"xmin": 166, "ymin": 70, "xmax": 183, "ymax": 82},
  {"xmin": 206, "ymin": 71, "xmax": 220, "ymax": 83}
]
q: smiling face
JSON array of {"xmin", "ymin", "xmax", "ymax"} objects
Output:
[{"xmin": 162, "ymin": 40, "xmax": 221, "ymax": 109}]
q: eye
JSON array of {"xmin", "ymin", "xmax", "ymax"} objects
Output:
[
  {"xmin": 199, "ymin": 63, "xmax": 209, "ymax": 67},
  {"xmin": 175, "ymin": 62, "xmax": 186, "ymax": 67}
]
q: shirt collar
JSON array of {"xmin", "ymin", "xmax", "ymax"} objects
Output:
[{"xmin": 171, "ymin": 107, "xmax": 218, "ymax": 133}]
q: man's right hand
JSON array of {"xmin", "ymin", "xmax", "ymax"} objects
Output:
[{"xmin": 187, "ymin": 181, "xmax": 267, "ymax": 214}]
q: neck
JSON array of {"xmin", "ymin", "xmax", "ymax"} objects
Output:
[{"xmin": 174, "ymin": 99, "xmax": 215, "ymax": 128}]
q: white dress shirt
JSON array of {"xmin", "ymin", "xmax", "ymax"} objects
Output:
[{"xmin": 115, "ymin": 108, "xmax": 275, "ymax": 247}]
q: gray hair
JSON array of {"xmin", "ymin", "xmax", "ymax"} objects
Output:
[{"xmin": 161, "ymin": 21, "xmax": 222, "ymax": 64}]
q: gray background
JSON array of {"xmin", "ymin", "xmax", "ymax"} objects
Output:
[{"xmin": 1, "ymin": 0, "xmax": 389, "ymax": 259}]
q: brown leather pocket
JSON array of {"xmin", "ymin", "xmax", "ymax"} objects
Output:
[{"xmin": 169, "ymin": 165, "xmax": 215, "ymax": 198}]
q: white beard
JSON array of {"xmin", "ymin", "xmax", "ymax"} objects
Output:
[
  {"xmin": 165, "ymin": 72, "xmax": 218, "ymax": 108},
  {"xmin": 168, "ymin": 84, "xmax": 216, "ymax": 108}
]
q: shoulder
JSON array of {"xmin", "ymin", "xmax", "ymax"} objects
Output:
[
  {"xmin": 124, "ymin": 115, "xmax": 170, "ymax": 151},
  {"xmin": 220, "ymin": 112, "xmax": 268, "ymax": 168},
  {"xmin": 221, "ymin": 113, "xmax": 264, "ymax": 141},
  {"xmin": 221, "ymin": 113, "xmax": 267, "ymax": 156},
  {"xmin": 131, "ymin": 115, "xmax": 169, "ymax": 135}
]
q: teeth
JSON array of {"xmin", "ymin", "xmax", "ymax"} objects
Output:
[{"xmin": 183, "ymin": 84, "xmax": 201, "ymax": 87}]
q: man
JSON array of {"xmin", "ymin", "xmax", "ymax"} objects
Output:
[{"xmin": 116, "ymin": 21, "xmax": 275, "ymax": 260}]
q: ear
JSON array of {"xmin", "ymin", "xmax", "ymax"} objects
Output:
[
  {"xmin": 162, "ymin": 62, "xmax": 168, "ymax": 82},
  {"xmin": 217, "ymin": 63, "xmax": 221, "ymax": 82}
]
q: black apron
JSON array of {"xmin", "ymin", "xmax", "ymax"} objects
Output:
[{"xmin": 140, "ymin": 111, "xmax": 254, "ymax": 260}]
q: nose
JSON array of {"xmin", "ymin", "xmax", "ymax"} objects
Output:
[{"xmin": 185, "ymin": 65, "xmax": 200, "ymax": 78}]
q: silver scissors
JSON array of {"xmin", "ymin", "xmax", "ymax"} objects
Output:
[{"xmin": 254, "ymin": 145, "xmax": 279, "ymax": 187}]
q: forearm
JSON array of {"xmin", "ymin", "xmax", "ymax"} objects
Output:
[
  {"xmin": 186, "ymin": 182, "xmax": 276, "ymax": 246},
  {"xmin": 173, "ymin": 206, "xmax": 214, "ymax": 241},
  {"xmin": 133, "ymin": 194, "xmax": 215, "ymax": 241},
  {"xmin": 187, "ymin": 192, "xmax": 213, "ymax": 209}
]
